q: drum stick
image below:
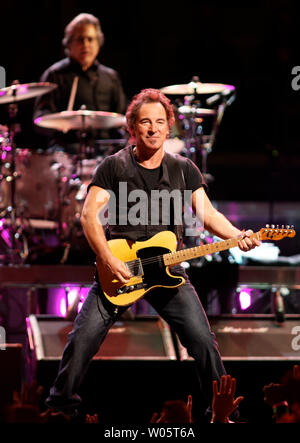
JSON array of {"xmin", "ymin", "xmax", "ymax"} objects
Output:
[{"xmin": 67, "ymin": 76, "xmax": 79, "ymax": 111}]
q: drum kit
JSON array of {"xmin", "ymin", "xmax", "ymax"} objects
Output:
[{"xmin": 0, "ymin": 76, "xmax": 235, "ymax": 265}]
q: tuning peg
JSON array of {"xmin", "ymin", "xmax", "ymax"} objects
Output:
[
  {"xmin": 266, "ymin": 224, "xmax": 270, "ymax": 228},
  {"xmin": 271, "ymin": 224, "xmax": 275, "ymax": 229},
  {"xmin": 286, "ymin": 225, "xmax": 290, "ymax": 229}
]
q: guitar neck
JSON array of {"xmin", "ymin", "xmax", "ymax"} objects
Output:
[{"xmin": 163, "ymin": 231, "xmax": 262, "ymax": 267}]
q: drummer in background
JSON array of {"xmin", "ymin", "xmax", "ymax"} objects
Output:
[{"xmin": 33, "ymin": 13, "xmax": 127, "ymax": 154}]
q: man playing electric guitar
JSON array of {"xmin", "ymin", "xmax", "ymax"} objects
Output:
[{"xmin": 45, "ymin": 88, "xmax": 260, "ymax": 421}]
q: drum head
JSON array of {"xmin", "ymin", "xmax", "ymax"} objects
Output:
[
  {"xmin": 163, "ymin": 137, "xmax": 185, "ymax": 154},
  {"xmin": 0, "ymin": 150, "xmax": 72, "ymax": 219}
]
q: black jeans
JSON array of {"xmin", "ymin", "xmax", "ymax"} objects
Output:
[{"xmin": 46, "ymin": 268, "xmax": 226, "ymax": 415}]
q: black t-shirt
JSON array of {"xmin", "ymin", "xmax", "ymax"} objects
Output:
[
  {"xmin": 89, "ymin": 151, "xmax": 205, "ymax": 194},
  {"xmin": 88, "ymin": 147, "xmax": 206, "ymax": 242}
]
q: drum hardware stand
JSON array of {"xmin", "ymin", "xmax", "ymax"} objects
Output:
[
  {"xmin": 0, "ymin": 99, "xmax": 29, "ymax": 265},
  {"xmin": 68, "ymin": 104, "xmax": 89, "ymax": 181},
  {"xmin": 206, "ymin": 91, "xmax": 235, "ymax": 183},
  {"xmin": 179, "ymin": 92, "xmax": 213, "ymax": 183},
  {"xmin": 53, "ymin": 161, "xmax": 78, "ymax": 264},
  {"xmin": 55, "ymin": 163, "xmax": 67, "ymax": 243},
  {"xmin": 59, "ymin": 106, "xmax": 89, "ymax": 264},
  {"xmin": 179, "ymin": 77, "xmax": 236, "ymax": 184},
  {"xmin": 205, "ymin": 87, "xmax": 236, "ymax": 153}
]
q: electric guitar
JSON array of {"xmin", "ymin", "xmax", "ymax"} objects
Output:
[{"xmin": 97, "ymin": 225, "xmax": 296, "ymax": 306}]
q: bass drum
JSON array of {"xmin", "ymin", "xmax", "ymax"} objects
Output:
[{"xmin": 0, "ymin": 149, "xmax": 72, "ymax": 220}]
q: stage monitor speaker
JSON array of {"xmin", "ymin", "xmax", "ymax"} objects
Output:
[
  {"xmin": 177, "ymin": 314, "xmax": 300, "ymax": 361},
  {"xmin": 27, "ymin": 314, "xmax": 176, "ymax": 361}
]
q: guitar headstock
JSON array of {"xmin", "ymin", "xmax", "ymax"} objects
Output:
[{"xmin": 259, "ymin": 224, "xmax": 296, "ymax": 241}]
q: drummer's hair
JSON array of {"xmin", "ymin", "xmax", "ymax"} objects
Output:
[
  {"xmin": 126, "ymin": 88, "xmax": 175, "ymax": 137},
  {"xmin": 62, "ymin": 13, "xmax": 104, "ymax": 53}
]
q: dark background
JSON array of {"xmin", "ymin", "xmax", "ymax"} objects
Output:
[{"xmin": 1, "ymin": 0, "xmax": 300, "ymax": 201}]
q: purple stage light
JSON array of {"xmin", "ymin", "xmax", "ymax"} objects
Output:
[
  {"xmin": 47, "ymin": 286, "xmax": 89, "ymax": 317},
  {"xmin": 239, "ymin": 288, "xmax": 252, "ymax": 310}
]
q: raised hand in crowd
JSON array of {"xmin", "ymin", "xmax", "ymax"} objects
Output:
[
  {"xmin": 263, "ymin": 364, "xmax": 300, "ymax": 407},
  {"xmin": 4, "ymin": 380, "xmax": 44, "ymax": 423},
  {"xmin": 293, "ymin": 364, "xmax": 300, "ymax": 380},
  {"xmin": 211, "ymin": 375, "xmax": 244, "ymax": 423},
  {"xmin": 4, "ymin": 380, "xmax": 73, "ymax": 423},
  {"xmin": 150, "ymin": 395, "xmax": 193, "ymax": 423},
  {"xmin": 85, "ymin": 413, "xmax": 99, "ymax": 423},
  {"xmin": 187, "ymin": 394, "xmax": 193, "ymax": 423},
  {"xmin": 263, "ymin": 364, "xmax": 300, "ymax": 423},
  {"xmin": 263, "ymin": 382, "xmax": 286, "ymax": 407}
]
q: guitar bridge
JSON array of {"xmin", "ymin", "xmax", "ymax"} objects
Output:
[{"xmin": 116, "ymin": 282, "xmax": 147, "ymax": 295}]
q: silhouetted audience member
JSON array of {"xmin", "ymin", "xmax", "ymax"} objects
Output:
[
  {"xmin": 150, "ymin": 395, "xmax": 193, "ymax": 423},
  {"xmin": 2, "ymin": 380, "xmax": 98, "ymax": 423},
  {"xmin": 263, "ymin": 364, "xmax": 300, "ymax": 423},
  {"xmin": 85, "ymin": 413, "xmax": 99, "ymax": 423},
  {"xmin": 211, "ymin": 374, "xmax": 244, "ymax": 423},
  {"xmin": 3, "ymin": 380, "xmax": 44, "ymax": 423}
]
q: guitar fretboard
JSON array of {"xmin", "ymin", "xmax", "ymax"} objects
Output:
[{"xmin": 163, "ymin": 231, "xmax": 262, "ymax": 266}]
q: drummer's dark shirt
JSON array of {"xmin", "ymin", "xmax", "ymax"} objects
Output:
[{"xmin": 33, "ymin": 58, "xmax": 127, "ymax": 152}]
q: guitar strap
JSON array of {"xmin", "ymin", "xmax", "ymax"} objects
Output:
[{"xmin": 166, "ymin": 153, "xmax": 186, "ymax": 250}]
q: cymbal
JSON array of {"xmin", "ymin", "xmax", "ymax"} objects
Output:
[
  {"xmin": 177, "ymin": 106, "xmax": 216, "ymax": 117},
  {"xmin": 160, "ymin": 82, "xmax": 235, "ymax": 95},
  {"xmin": 0, "ymin": 82, "xmax": 57, "ymax": 104},
  {"xmin": 0, "ymin": 123, "xmax": 8, "ymax": 133},
  {"xmin": 34, "ymin": 110, "xmax": 126, "ymax": 132}
]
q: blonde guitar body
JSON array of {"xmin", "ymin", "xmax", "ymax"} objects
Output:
[
  {"xmin": 97, "ymin": 231, "xmax": 185, "ymax": 306},
  {"xmin": 96, "ymin": 226, "xmax": 295, "ymax": 307}
]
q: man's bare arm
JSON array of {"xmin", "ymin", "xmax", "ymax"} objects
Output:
[
  {"xmin": 192, "ymin": 187, "xmax": 260, "ymax": 251},
  {"xmin": 80, "ymin": 186, "xmax": 131, "ymax": 283}
]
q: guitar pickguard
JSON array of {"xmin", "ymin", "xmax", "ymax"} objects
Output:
[{"xmin": 136, "ymin": 246, "xmax": 183, "ymax": 289}]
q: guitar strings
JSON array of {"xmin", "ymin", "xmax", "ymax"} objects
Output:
[
  {"xmin": 123, "ymin": 231, "xmax": 282, "ymax": 272},
  {"xmin": 124, "ymin": 239, "xmax": 238, "ymax": 270},
  {"xmin": 125, "ymin": 255, "xmax": 163, "ymax": 272},
  {"xmin": 124, "ymin": 246, "xmax": 202, "ymax": 271}
]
